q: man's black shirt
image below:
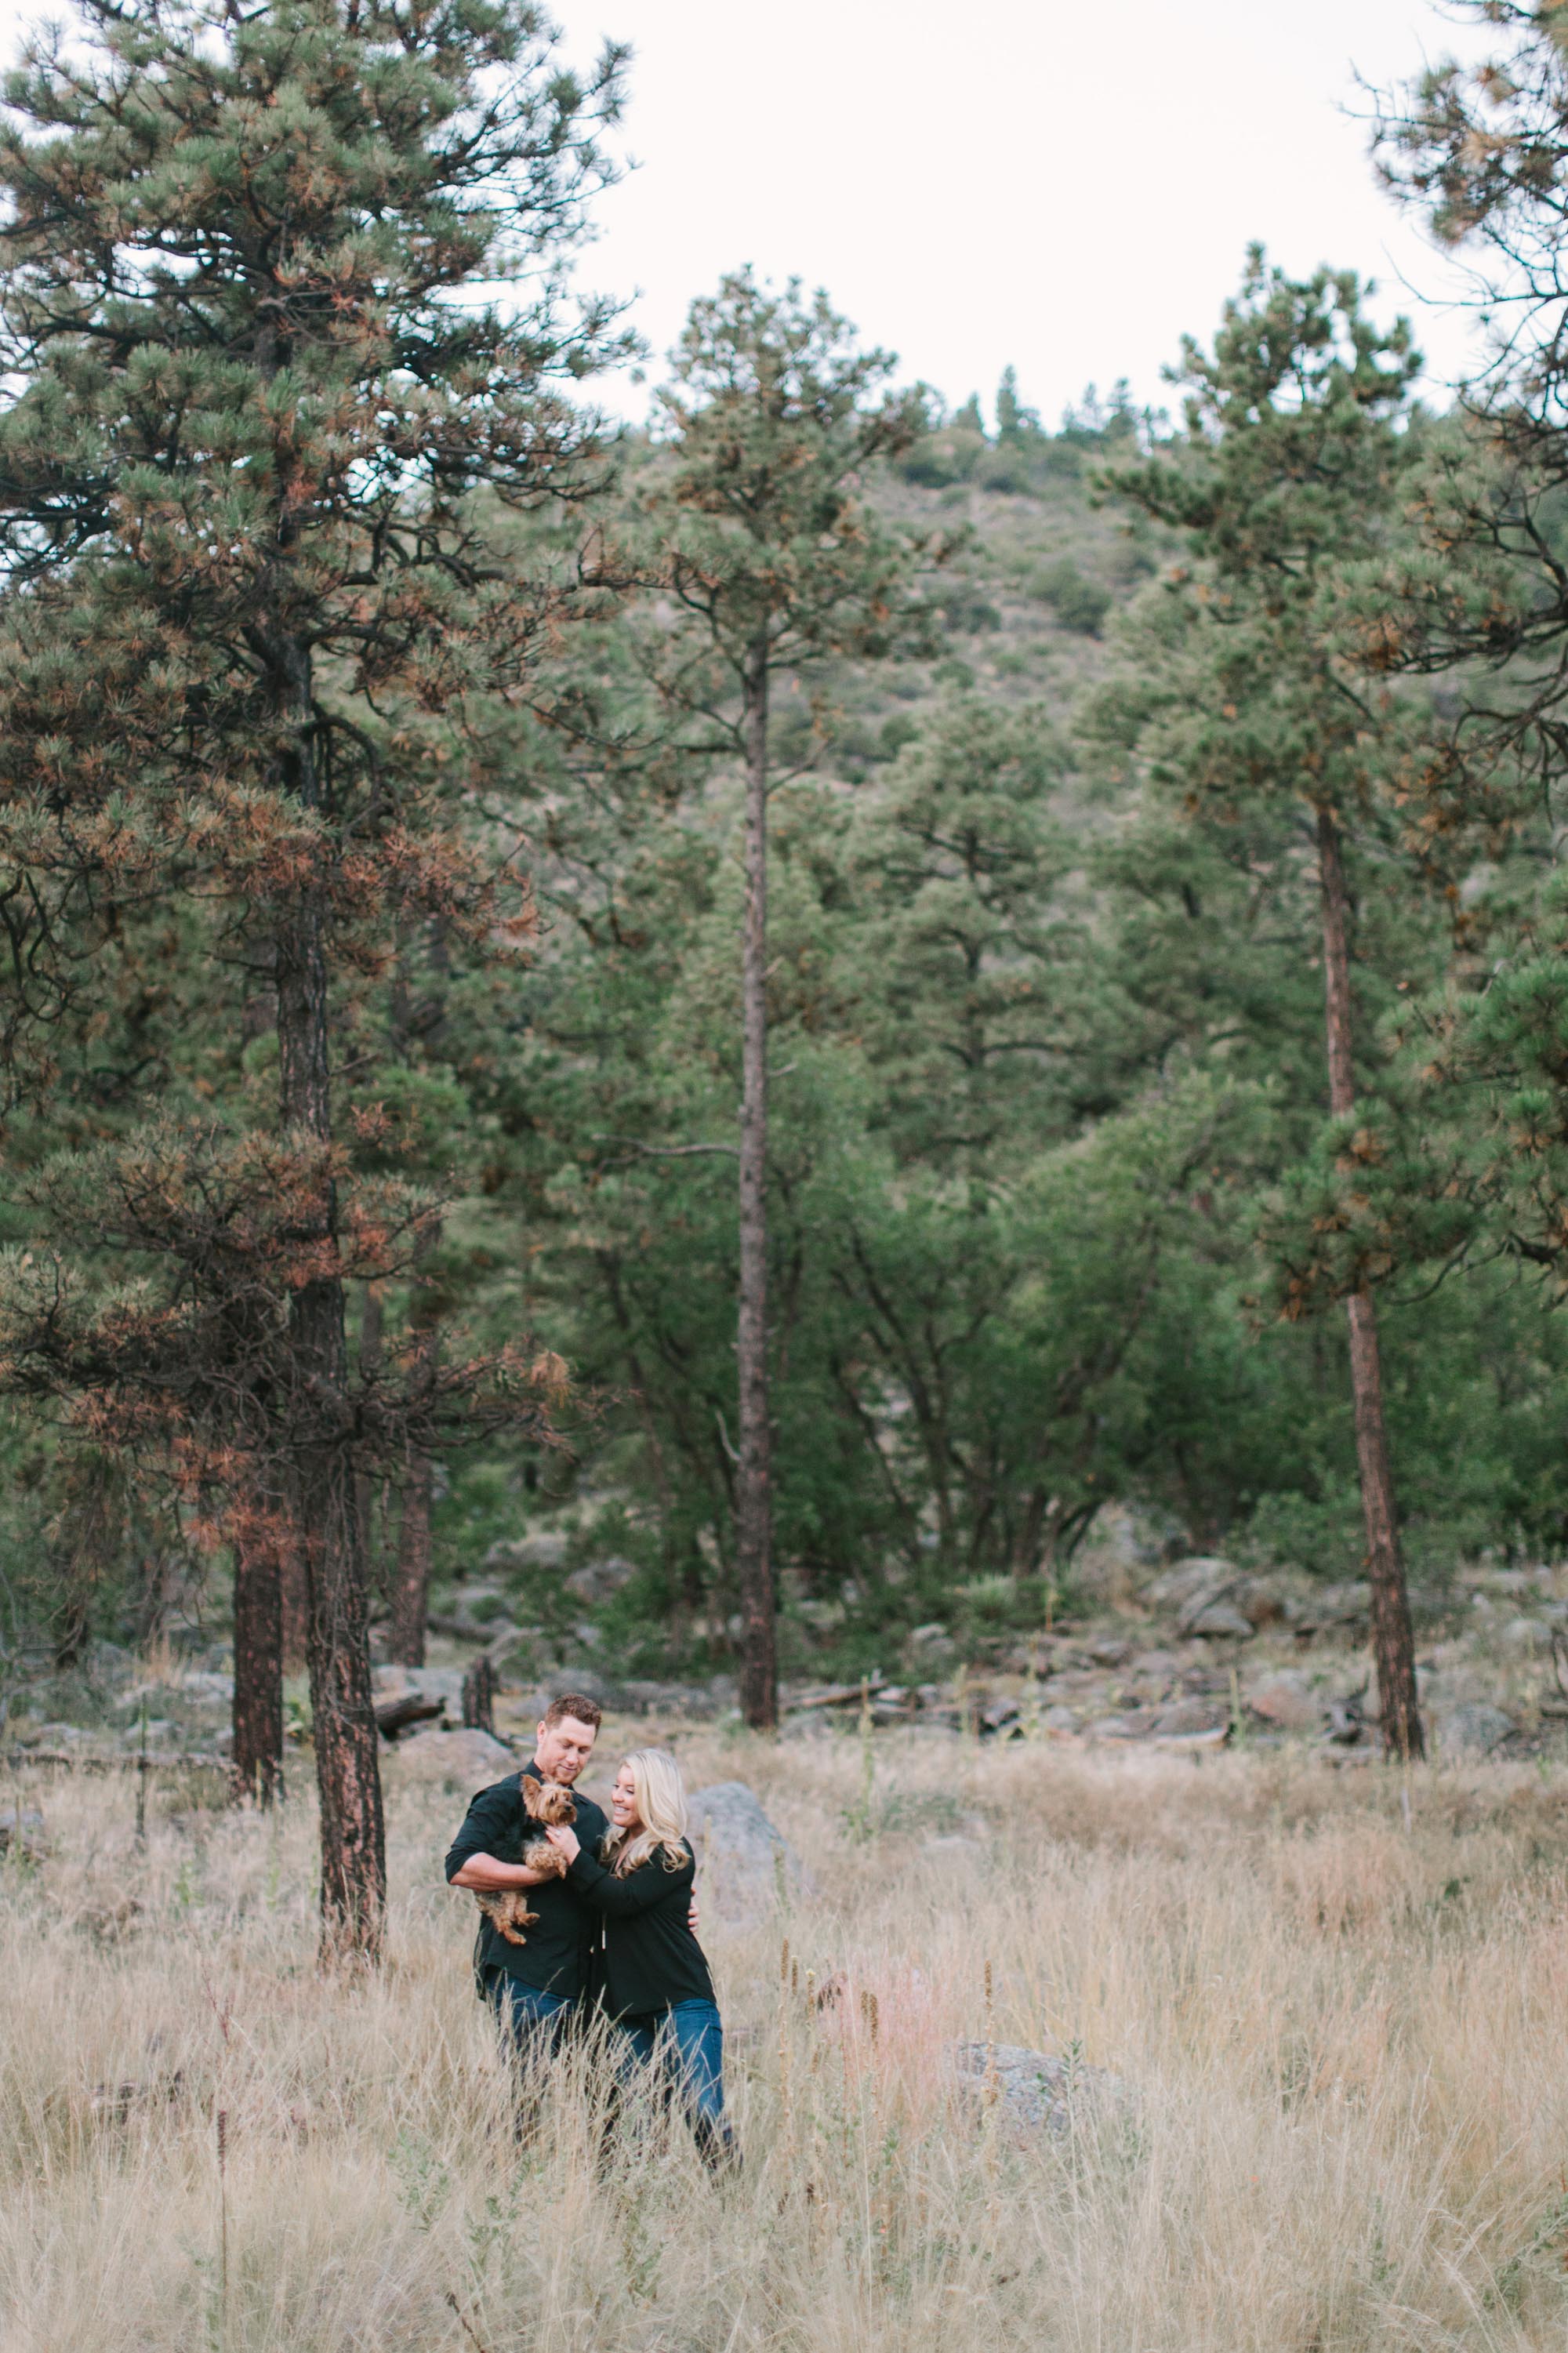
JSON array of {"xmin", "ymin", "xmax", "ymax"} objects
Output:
[{"xmin": 444, "ymin": 1761, "xmax": 609, "ymax": 1999}]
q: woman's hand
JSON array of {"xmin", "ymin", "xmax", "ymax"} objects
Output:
[{"xmin": 544, "ymin": 1824, "xmax": 580, "ymax": 1863}]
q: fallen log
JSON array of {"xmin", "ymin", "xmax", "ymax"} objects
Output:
[
  {"xmin": 5, "ymin": 1748, "xmax": 227, "ymax": 1773},
  {"xmin": 374, "ymin": 1693, "xmax": 444, "ymax": 1741},
  {"xmin": 789, "ymin": 1679, "xmax": 890, "ymax": 1712}
]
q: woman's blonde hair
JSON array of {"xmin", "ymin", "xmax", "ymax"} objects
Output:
[{"xmin": 602, "ymin": 1747, "xmax": 690, "ymax": 1876}]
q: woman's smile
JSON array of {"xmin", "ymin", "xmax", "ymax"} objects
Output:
[{"xmin": 610, "ymin": 1767, "xmax": 641, "ymax": 1830}]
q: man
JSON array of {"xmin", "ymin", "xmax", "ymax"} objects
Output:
[{"xmin": 445, "ymin": 1693, "xmax": 609, "ymax": 2061}]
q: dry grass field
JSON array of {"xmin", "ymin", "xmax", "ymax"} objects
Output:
[{"xmin": 4, "ymin": 1723, "xmax": 1568, "ymax": 2352}]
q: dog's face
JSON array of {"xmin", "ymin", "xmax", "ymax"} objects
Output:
[{"xmin": 521, "ymin": 1774, "xmax": 577, "ymax": 1826}]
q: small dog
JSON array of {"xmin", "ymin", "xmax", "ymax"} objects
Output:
[{"xmin": 475, "ymin": 1774, "xmax": 577, "ymax": 1948}]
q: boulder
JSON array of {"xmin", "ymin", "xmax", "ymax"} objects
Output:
[
  {"xmin": 950, "ymin": 2040, "xmax": 1127, "ymax": 2137},
  {"xmin": 539, "ymin": 1669, "xmax": 625, "ymax": 1711},
  {"xmin": 1150, "ymin": 1697, "xmax": 1227, "ymax": 1736},
  {"xmin": 922, "ymin": 1835, "xmax": 987, "ymax": 1863},
  {"xmin": 0, "ymin": 1807, "xmax": 45, "ymax": 1857},
  {"xmin": 618, "ymin": 1679, "xmax": 720, "ymax": 1720},
  {"xmin": 1499, "ymin": 1617, "xmax": 1549, "ymax": 1657},
  {"xmin": 389, "ymin": 1727, "xmax": 517, "ymax": 1788},
  {"xmin": 1436, "ymin": 1703, "xmax": 1515, "ymax": 1759},
  {"xmin": 564, "ymin": 1555, "xmax": 638, "ymax": 1607},
  {"xmin": 1247, "ymin": 1672, "xmax": 1318, "ymax": 1732},
  {"xmin": 903, "ymin": 1623, "xmax": 959, "ymax": 1670},
  {"xmin": 1235, "ymin": 1578, "xmax": 1294, "ymax": 1629},
  {"xmin": 1083, "ymin": 1634, "xmax": 1133, "ymax": 1669},
  {"xmin": 687, "ymin": 1781, "xmax": 811, "ymax": 1922},
  {"xmin": 371, "ymin": 1665, "xmax": 465, "ymax": 1708},
  {"xmin": 484, "ymin": 1532, "xmax": 568, "ymax": 1574},
  {"xmin": 1296, "ymin": 1581, "xmax": 1371, "ymax": 1635},
  {"xmin": 1185, "ymin": 1600, "xmax": 1256, "ymax": 1641},
  {"xmin": 1145, "ymin": 1556, "xmax": 1238, "ymax": 1612}
]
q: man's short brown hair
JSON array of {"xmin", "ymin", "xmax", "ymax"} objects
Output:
[{"xmin": 542, "ymin": 1693, "xmax": 603, "ymax": 1732}]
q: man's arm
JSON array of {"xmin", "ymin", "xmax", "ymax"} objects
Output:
[
  {"xmin": 449, "ymin": 1853, "xmax": 550, "ymax": 1894},
  {"xmin": 444, "ymin": 1783, "xmax": 549, "ymax": 1894}
]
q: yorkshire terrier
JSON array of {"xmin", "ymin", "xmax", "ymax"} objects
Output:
[{"xmin": 475, "ymin": 1774, "xmax": 577, "ymax": 1948}]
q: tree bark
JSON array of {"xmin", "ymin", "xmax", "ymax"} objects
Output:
[
  {"xmin": 230, "ymin": 1520, "xmax": 283, "ymax": 1806},
  {"xmin": 388, "ymin": 1447, "xmax": 434, "ymax": 1668},
  {"xmin": 354, "ymin": 1284, "xmax": 385, "ymax": 1606},
  {"xmin": 735, "ymin": 636, "xmax": 777, "ymax": 1730},
  {"xmin": 1316, "ymin": 806, "xmax": 1424, "ymax": 1761},
  {"xmin": 274, "ymin": 629, "xmax": 386, "ymax": 1959}
]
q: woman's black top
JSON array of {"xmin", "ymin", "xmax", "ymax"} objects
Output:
[{"xmin": 564, "ymin": 1836, "xmax": 715, "ymax": 2019}]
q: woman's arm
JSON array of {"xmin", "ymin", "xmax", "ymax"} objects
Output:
[{"xmin": 557, "ymin": 1846, "xmax": 694, "ymax": 1918}]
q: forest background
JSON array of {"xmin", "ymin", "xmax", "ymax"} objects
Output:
[{"xmin": 4, "ymin": 0, "xmax": 1568, "ymax": 1937}]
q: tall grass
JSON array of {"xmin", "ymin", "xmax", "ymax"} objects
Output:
[{"xmin": 4, "ymin": 1728, "xmax": 1568, "ymax": 2350}]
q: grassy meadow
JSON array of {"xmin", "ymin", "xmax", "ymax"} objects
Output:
[{"xmin": 4, "ymin": 1724, "xmax": 1568, "ymax": 2352}]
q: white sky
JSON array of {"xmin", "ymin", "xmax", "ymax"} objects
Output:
[
  {"xmin": 546, "ymin": 0, "xmax": 1492, "ymax": 426},
  {"xmin": 0, "ymin": 0, "xmax": 1495, "ymax": 426}
]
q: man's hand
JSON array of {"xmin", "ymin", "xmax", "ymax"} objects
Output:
[
  {"xmin": 544, "ymin": 1824, "xmax": 581, "ymax": 1863},
  {"xmin": 688, "ymin": 1893, "xmax": 700, "ymax": 1934}
]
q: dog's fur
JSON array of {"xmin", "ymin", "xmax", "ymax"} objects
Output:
[{"xmin": 474, "ymin": 1774, "xmax": 577, "ymax": 1948}]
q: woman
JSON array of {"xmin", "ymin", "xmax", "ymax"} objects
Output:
[{"xmin": 544, "ymin": 1747, "xmax": 738, "ymax": 2173}]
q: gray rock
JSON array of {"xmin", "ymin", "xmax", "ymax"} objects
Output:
[
  {"xmin": 371, "ymin": 1665, "xmax": 465, "ymax": 1707},
  {"xmin": 1145, "ymin": 1556, "xmax": 1238, "ymax": 1611},
  {"xmin": 1151, "ymin": 1698, "xmax": 1227, "ymax": 1736},
  {"xmin": 981, "ymin": 1697, "xmax": 1020, "ymax": 1732},
  {"xmin": 905, "ymin": 1623, "xmax": 958, "ymax": 1666},
  {"xmin": 536, "ymin": 1669, "xmax": 624, "ymax": 1711},
  {"xmin": 1236, "ymin": 1578, "xmax": 1294, "ymax": 1629},
  {"xmin": 1084, "ymin": 1635, "xmax": 1133, "ymax": 1668},
  {"xmin": 389, "ymin": 1727, "xmax": 517, "ymax": 1787},
  {"xmin": 950, "ymin": 2040, "xmax": 1127, "ymax": 2136},
  {"xmin": 1131, "ymin": 1650, "xmax": 1180, "ymax": 1680},
  {"xmin": 1298, "ymin": 1581, "xmax": 1371, "ymax": 1633},
  {"xmin": 484, "ymin": 1532, "xmax": 569, "ymax": 1574},
  {"xmin": 687, "ymin": 1781, "xmax": 810, "ymax": 1921},
  {"xmin": 1185, "ymin": 1600, "xmax": 1256, "ymax": 1640},
  {"xmin": 619, "ymin": 1679, "xmax": 719, "ymax": 1720},
  {"xmin": 177, "ymin": 1671, "xmax": 235, "ymax": 1703},
  {"xmin": 1498, "ymin": 1617, "xmax": 1550, "ymax": 1657},
  {"xmin": 1436, "ymin": 1703, "xmax": 1515, "ymax": 1759},
  {"xmin": 564, "ymin": 1555, "xmax": 637, "ymax": 1607},
  {"xmin": 1247, "ymin": 1671, "xmax": 1318, "ymax": 1732},
  {"xmin": 0, "ymin": 1807, "xmax": 45, "ymax": 1857},
  {"xmin": 1040, "ymin": 1705, "xmax": 1078, "ymax": 1733}
]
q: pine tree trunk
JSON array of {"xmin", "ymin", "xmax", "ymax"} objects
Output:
[
  {"xmin": 279, "ymin": 1512, "xmax": 309, "ymax": 1674},
  {"xmin": 735, "ymin": 637, "xmax": 777, "ymax": 1730},
  {"xmin": 1316, "ymin": 807, "xmax": 1424, "ymax": 1762},
  {"xmin": 274, "ymin": 631, "xmax": 386, "ymax": 1959},
  {"xmin": 354, "ymin": 1284, "xmax": 384, "ymax": 1610},
  {"xmin": 389, "ymin": 1448, "xmax": 434, "ymax": 1668},
  {"xmin": 230, "ymin": 1522, "xmax": 283, "ymax": 1806}
]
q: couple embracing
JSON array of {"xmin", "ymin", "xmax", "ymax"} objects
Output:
[{"xmin": 444, "ymin": 1694, "xmax": 738, "ymax": 2173}]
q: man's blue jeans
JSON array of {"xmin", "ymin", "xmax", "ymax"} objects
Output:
[
  {"xmin": 615, "ymin": 1999, "xmax": 737, "ymax": 2167},
  {"xmin": 488, "ymin": 1975, "xmax": 577, "ymax": 2064}
]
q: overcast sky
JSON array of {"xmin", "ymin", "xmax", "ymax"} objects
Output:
[
  {"xmin": 546, "ymin": 0, "xmax": 1491, "ymax": 426},
  {"xmin": 0, "ymin": 0, "xmax": 1495, "ymax": 426}
]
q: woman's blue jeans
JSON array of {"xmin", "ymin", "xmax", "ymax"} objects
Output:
[{"xmin": 614, "ymin": 1999, "xmax": 737, "ymax": 2167}]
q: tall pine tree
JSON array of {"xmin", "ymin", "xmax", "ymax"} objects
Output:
[
  {"xmin": 0, "ymin": 0, "xmax": 622, "ymax": 1950},
  {"xmin": 1101, "ymin": 255, "xmax": 1428, "ymax": 1759},
  {"xmin": 636, "ymin": 273, "xmax": 927, "ymax": 1727}
]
